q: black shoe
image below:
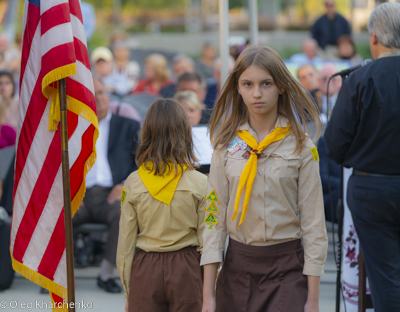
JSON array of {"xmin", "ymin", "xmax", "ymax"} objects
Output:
[{"xmin": 97, "ymin": 277, "xmax": 121, "ymax": 293}]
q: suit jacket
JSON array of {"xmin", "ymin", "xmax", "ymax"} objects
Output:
[{"xmin": 108, "ymin": 114, "xmax": 140, "ymax": 186}]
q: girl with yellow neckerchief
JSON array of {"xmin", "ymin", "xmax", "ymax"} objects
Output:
[
  {"xmin": 201, "ymin": 46, "xmax": 328, "ymax": 312},
  {"xmin": 117, "ymin": 99, "xmax": 208, "ymax": 312}
]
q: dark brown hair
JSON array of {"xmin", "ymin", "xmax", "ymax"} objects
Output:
[
  {"xmin": 136, "ymin": 98, "xmax": 199, "ymax": 175},
  {"xmin": 209, "ymin": 46, "xmax": 321, "ymax": 154}
]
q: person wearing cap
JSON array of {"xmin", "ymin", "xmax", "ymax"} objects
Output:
[{"xmin": 91, "ymin": 47, "xmax": 131, "ymax": 96}]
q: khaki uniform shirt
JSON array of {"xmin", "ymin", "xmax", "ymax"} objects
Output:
[
  {"xmin": 117, "ymin": 169, "xmax": 208, "ymax": 298},
  {"xmin": 200, "ymin": 117, "xmax": 328, "ymax": 276}
]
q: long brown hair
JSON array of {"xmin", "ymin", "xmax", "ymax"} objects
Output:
[
  {"xmin": 136, "ymin": 98, "xmax": 199, "ymax": 175},
  {"xmin": 209, "ymin": 46, "xmax": 321, "ymax": 154}
]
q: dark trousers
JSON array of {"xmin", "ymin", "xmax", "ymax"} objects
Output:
[
  {"xmin": 347, "ymin": 175, "xmax": 400, "ymax": 312},
  {"xmin": 73, "ymin": 186, "xmax": 120, "ymax": 266},
  {"xmin": 0, "ymin": 219, "xmax": 14, "ymax": 290}
]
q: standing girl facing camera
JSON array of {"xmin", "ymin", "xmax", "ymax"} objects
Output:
[
  {"xmin": 117, "ymin": 98, "xmax": 208, "ymax": 312},
  {"xmin": 201, "ymin": 46, "xmax": 328, "ymax": 312}
]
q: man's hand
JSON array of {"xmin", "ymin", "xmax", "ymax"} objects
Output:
[
  {"xmin": 125, "ymin": 300, "xmax": 129, "ymax": 312},
  {"xmin": 107, "ymin": 184, "xmax": 124, "ymax": 204}
]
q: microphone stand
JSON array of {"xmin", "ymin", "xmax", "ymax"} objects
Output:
[{"xmin": 331, "ymin": 73, "xmax": 348, "ymax": 312}]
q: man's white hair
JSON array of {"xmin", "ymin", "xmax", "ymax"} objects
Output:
[{"xmin": 368, "ymin": 2, "xmax": 400, "ymax": 49}]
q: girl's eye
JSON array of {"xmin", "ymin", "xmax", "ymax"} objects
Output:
[
  {"xmin": 263, "ymin": 82, "xmax": 271, "ymax": 86},
  {"xmin": 244, "ymin": 82, "xmax": 252, "ymax": 87}
]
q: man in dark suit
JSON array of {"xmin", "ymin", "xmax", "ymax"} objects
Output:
[
  {"xmin": 73, "ymin": 77, "xmax": 140, "ymax": 293},
  {"xmin": 325, "ymin": 3, "xmax": 400, "ymax": 310}
]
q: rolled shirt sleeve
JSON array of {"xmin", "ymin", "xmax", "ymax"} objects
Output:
[
  {"xmin": 298, "ymin": 141, "xmax": 328, "ymax": 276},
  {"xmin": 116, "ymin": 175, "xmax": 138, "ymax": 299},
  {"xmin": 200, "ymin": 148, "xmax": 229, "ymax": 265},
  {"xmin": 196, "ymin": 179, "xmax": 208, "ymax": 254}
]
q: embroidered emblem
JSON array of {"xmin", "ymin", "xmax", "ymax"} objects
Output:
[
  {"xmin": 204, "ymin": 212, "xmax": 218, "ymax": 224},
  {"xmin": 206, "ymin": 190, "xmax": 219, "ymax": 203},
  {"xmin": 239, "ymin": 140, "xmax": 248, "ymax": 150},
  {"xmin": 310, "ymin": 147, "xmax": 319, "ymax": 162},
  {"xmin": 206, "ymin": 202, "xmax": 220, "ymax": 214},
  {"xmin": 242, "ymin": 150, "xmax": 251, "ymax": 159},
  {"xmin": 226, "ymin": 139, "xmax": 240, "ymax": 155},
  {"xmin": 121, "ymin": 188, "xmax": 126, "ymax": 203},
  {"xmin": 208, "ymin": 225, "xmax": 214, "ymax": 230}
]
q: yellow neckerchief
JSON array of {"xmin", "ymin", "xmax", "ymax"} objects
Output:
[
  {"xmin": 138, "ymin": 161, "xmax": 187, "ymax": 205},
  {"xmin": 232, "ymin": 122, "xmax": 292, "ymax": 228}
]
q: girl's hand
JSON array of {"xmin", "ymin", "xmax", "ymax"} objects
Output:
[
  {"xmin": 125, "ymin": 300, "xmax": 129, "ymax": 312},
  {"xmin": 201, "ymin": 296, "xmax": 216, "ymax": 312},
  {"xmin": 304, "ymin": 300, "xmax": 319, "ymax": 312}
]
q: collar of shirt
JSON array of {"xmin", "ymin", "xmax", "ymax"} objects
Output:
[
  {"xmin": 100, "ymin": 110, "xmax": 112, "ymax": 125},
  {"xmin": 238, "ymin": 115, "xmax": 288, "ymax": 135},
  {"xmin": 378, "ymin": 50, "xmax": 400, "ymax": 59}
]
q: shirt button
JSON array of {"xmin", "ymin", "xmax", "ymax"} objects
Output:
[
  {"xmin": 258, "ymin": 171, "xmax": 263, "ymax": 176},
  {"xmin": 257, "ymin": 194, "xmax": 262, "ymax": 199},
  {"xmin": 258, "ymin": 216, "xmax": 263, "ymax": 221}
]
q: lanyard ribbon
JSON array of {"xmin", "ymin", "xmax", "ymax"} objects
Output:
[{"xmin": 232, "ymin": 123, "xmax": 292, "ymax": 228}]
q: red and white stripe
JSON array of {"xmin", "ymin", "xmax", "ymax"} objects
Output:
[{"xmin": 11, "ymin": 0, "xmax": 98, "ymax": 302}]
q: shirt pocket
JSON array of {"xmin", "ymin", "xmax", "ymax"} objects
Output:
[
  {"xmin": 225, "ymin": 153, "xmax": 248, "ymax": 179},
  {"xmin": 270, "ymin": 153, "xmax": 301, "ymax": 179}
]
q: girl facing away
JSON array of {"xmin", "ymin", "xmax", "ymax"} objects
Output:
[
  {"xmin": 201, "ymin": 46, "xmax": 328, "ymax": 312},
  {"xmin": 117, "ymin": 98, "xmax": 208, "ymax": 312}
]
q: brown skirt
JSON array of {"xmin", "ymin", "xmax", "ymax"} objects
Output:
[
  {"xmin": 216, "ymin": 238, "xmax": 308, "ymax": 312},
  {"xmin": 128, "ymin": 246, "xmax": 203, "ymax": 312}
]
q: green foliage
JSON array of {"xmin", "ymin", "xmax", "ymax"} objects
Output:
[
  {"xmin": 356, "ymin": 42, "xmax": 372, "ymax": 60},
  {"xmin": 229, "ymin": 0, "xmax": 244, "ymax": 10}
]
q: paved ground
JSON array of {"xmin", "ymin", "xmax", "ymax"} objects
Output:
[{"xmin": 0, "ymin": 223, "xmax": 344, "ymax": 312}]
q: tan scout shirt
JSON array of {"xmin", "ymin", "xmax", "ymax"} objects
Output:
[
  {"xmin": 200, "ymin": 116, "xmax": 328, "ymax": 277},
  {"xmin": 117, "ymin": 169, "xmax": 208, "ymax": 298}
]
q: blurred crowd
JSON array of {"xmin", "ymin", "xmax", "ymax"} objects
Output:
[{"xmin": 0, "ymin": 0, "xmax": 357, "ymax": 292}]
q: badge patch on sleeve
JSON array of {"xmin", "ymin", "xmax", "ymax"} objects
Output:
[
  {"xmin": 208, "ymin": 225, "xmax": 213, "ymax": 230},
  {"xmin": 206, "ymin": 190, "xmax": 219, "ymax": 203},
  {"xmin": 310, "ymin": 147, "xmax": 319, "ymax": 162},
  {"xmin": 205, "ymin": 202, "xmax": 220, "ymax": 214},
  {"xmin": 121, "ymin": 188, "xmax": 126, "ymax": 203},
  {"xmin": 204, "ymin": 212, "xmax": 218, "ymax": 224}
]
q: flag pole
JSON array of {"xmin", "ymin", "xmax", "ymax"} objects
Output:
[{"xmin": 59, "ymin": 77, "xmax": 76, "ymax": 312}]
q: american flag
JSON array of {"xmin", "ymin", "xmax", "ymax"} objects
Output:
[{"xmin": 10, "ymin": 0, "xmax": 98, "ymax": 309}]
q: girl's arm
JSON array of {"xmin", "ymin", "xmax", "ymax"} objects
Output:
[
  {"xmin": 202, "ymin": 263, "xmax": 219, "ymax": 312},
  {"xmin": 304, "ymin": 276, "xmax": 320, "ymax": 312}
]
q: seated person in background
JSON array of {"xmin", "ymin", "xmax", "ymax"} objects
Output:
[
  {"xmin": 91, "ymin": 47, "xmax": 131, "ymax": 96},
  {"xmin": 297, "ymin": 64, "xmax": 320, "ymax": 93},
  {"xmin": 73, "ymin": 77, "xmax": 141, "ymax": 293},
  {"xmin": 0, "ymin": 71, "xmax": 18, "ymax": 130},
  {"xmin": 0, "ymin": 150, "xmax": 15, "ymax": 291},
  {"xmin": 334, "ymin": 34, "xmax": 364, "ymax": 65},
  {"xmin": 112, "ymin": 41, "xmax": 140, "ymax": 92},
  {"xmin": 159, "ymin": 54, "xmax": 195, "ymax": 98},
  {"xmin": 289, "ymin": 38, "xmax": 323, "ymax": 65},
  {"xmin": 311, "ymin": 63, "xmax": 342, "ymax": 117},
  {"xmin": 176, "ymin": 72, "xmax": 210, "ymax": 124},
  {"xmin": 133, "ymin": 53, "xmax": 172, "ymax": 96},
  {"xmin": 318, "ymin": 136, "xmax": 339, "ymax": 223},
  {"xmin": 195, "ymin": 42, "xmax": 216, "ymax": 80},
  {"xmin": 174, "ymin": 90, "xmax": 203, "ymax": 126}
]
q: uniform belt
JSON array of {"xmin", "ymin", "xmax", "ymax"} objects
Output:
[{"xmin": 354, "ymin": 170, "xmax": 400, "ymax": 179}]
